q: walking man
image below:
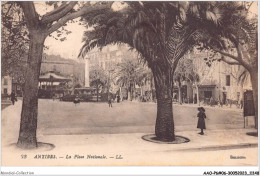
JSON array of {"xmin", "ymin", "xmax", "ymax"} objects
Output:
[
  {"xmin": 108, "ymin": 97, "xmax": 113, "ymax": 107},
  {"xmin": 10, "ymin": 91, "xmax": 17, "ymax": 105},
  {"xmin": 117, "ymin": 95, "xmax": 120, "ymax": 103}
]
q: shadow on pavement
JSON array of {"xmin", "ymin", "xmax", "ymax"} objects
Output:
[{"xmin": 7, "ymin": 142, "xmax": 55, "ymax": 152}]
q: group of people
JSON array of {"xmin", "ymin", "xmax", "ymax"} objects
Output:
[{"xmin": 9, "ymin": 90, "xmax": 207, "ymax": 135}]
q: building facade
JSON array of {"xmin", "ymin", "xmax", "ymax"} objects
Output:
[
  {"xmin": 190, "ymin": 50, "xmax": 252, "ymax": 105},
  {"xmin": 1, "ymin": 76, "xmax": 12, "ymax": 96},
  {"xmin": 85, "ymin": 44, "xmax": 139, "ymax": 96},
  {"xmin": 85, "ymin": 44, "xmax": 131, "ymax": 70}
]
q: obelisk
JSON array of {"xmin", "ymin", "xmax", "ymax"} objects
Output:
[{"xmin": 85, "ymin": 58, "xmax": 90, "ymax": 87}]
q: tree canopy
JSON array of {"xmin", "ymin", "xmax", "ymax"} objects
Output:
[{"xmin": 79, "ymin": 1, "xmax": 258, "ymax": 140}]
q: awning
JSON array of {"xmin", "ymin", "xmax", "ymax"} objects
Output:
[
  {"xmin": 39, "ymin": 72, "xmax": 71, "ymax": 82},
  {"xmin": 198, "ymin": 85, "xmax": 216, "ymax": 88},
  {"xmin": 75, "ymin": 87, "xmax": 95, "ymax": 91},
  {"xmin": 192, "ymin": 85, "xmax": 216, "ymax": 90}
]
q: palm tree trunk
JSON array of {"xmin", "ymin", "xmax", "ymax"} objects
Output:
[
  {"xmin": 127, "ymin": 85, "xmax": 131, "ymax": 101},
  {"xmin": 133, "ymin": 84, "xmax": 136, "ymax": 100},
  {"xmin": 249, "ymin": 68, "xmax": 258, "ymax": 129},
  {"xmin": 130, "ymin": 83, "xmax": 133, "ymax": 101},
  {"xmin": 96, "ymin": 85, "xmax": 99, "ymax": 102},
  {"xmin": 150, "ymin": 78, "xmax": 153, "ymax": 101},
  {"xmin": 140, "ymin": 86, "xmax": 143, "ymax": 97},
  {"xmin": 196, "ymin": 84, "xmax": 200, "ymax": 106},
  {"xmin": 119, "ymin": 87, "xmax": 123, "ymax": 101},
  {"xmin": 178, "ymin": 81, "xmax": 182, "ymax": 104},
  {"xmin": 153, "ymin": 66, "xmax": 175, "ymax": 141},
  {"xmin": 17, "ymin": 32, "xmax": 45, "ymax": 149}
]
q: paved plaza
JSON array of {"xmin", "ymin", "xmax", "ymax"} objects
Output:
[
  {"xmin": 1, "ymin": 99, "xmax": 258, "ymax": 166},
  {"xmin": 2, "ymin": 99, "xmax": 252, "ymax": 135}
]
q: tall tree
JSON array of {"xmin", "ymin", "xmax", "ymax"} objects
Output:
[
  {"xmin": 198, "ymin": 3, "xmax": 258, "ymax": 128},
  {"xmin": 79, "ymin": 2, "xmax": 242, "ymax": 141},
  {"xmin": 1, "ymin": 2, "xmax": 28, "ymax": 87},
  {"xmin": 173, "ymin": 55, "xmax": 199, "ymax": 104},
  {"xmin": 114, "ymin": 56, "xmax": 147, "ymax": 101},
  {"xmin": 89, "ymin": 65, "xmax": 108, "ymax": 102},
  {"xmin": 2, "ymin": 1, "xmax": 113, "ymax": 149},
  {"xmin": 136, "ymin": 67, "xmax": 154, "ymax": 101}
]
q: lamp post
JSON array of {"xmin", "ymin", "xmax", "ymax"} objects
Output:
[
  {"xmin": 50, "ymin": 75, "xmax": 53, "ymax": 98},
  {"xmin": 219, "ymin": 60, "xmax": 221, "ymax": 102}
]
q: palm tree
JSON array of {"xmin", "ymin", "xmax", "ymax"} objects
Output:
[
  {"xmin": 114, "ymin": 56, "xmax": 147, "ymax": 101},
  {"xmin": 79, "ymin": 2, "xmax": 246, "ymax": 141},
  {"xmin": 197, "ymin": 2, "xmax": 258, "ymax": 128},
  {"xmin": 173, "ymin": 56, "xmax": 200, "ymax": 104},
  {"xmin": 89, "ymin": 65, "xmax": 108, "ymax": 102},
  {"xmin": 135, "ymin": 67, "xmax": 154, "ymax": 101}
]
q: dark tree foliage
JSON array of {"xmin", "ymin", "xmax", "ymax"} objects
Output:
[
  {"xmin": 2, "ymin": 1, "xmax": 113, "ymax": 149},
  {"xmin": 1, "ymin": 2, "xmax": 29, "ymax": 85},
  {"xmin": 90, "ymin": 65, "xmax": 108, "ymax": 102},
  {"xmin": 79, "ymin": 1, "xmax": 250, "ymax": 141}
]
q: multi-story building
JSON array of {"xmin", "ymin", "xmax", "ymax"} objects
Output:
[
  {"xmin": 1, "ymin": 76, "xmax": 12, "ymax": 96},
  {"xmin": 190, "ymin": 50, "xmax": 252, "ymax": 105},
  {"xmin": 85, "ymin": 44, "xmax": 139, "ymax": 97},
  {"xmin": 85, "ymin": 44, "xmax": 132, "ymax": 70},
  {"xmin": 85, "ymin": 44, "xmax": 252, "ymax": 104},
  {"xmin": 1, "ymin": 75, "xmax": 24, "ymax": 97}
]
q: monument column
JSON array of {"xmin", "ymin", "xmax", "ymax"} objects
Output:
[{"xmin": 85, "ymin": 57, "xmax": 90, "ymax": 87}]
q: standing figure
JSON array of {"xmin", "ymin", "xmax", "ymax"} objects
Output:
[
  {"xmin": 210, "ymin": 96, "xmax": 214, "ymax": 106},
  {"xmin": 197, "ymin": 107, "xmax": 206, "ymax": 135},
  {"xmin": 73, "ymin": 95, "xmax": 80, "ymax": 106},
  {"xmin": 10, "ymin": 91, "xmax": 16, "ymax": 105},
  {"xmin": 240, "ymin": 99, "xmax": 244, "ymax": 109},
  {"xmin": 117, "ymin": 95, "xmax": 120, "ymax": 103},
  {"xmin": 108, "ymin": 97, "xmax": 113, "ymax": 107},
  {"xmin": 52, "ymin": 92, "xmax": 55, "ymax": 101}
]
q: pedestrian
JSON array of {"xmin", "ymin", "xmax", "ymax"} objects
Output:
[
  {"xmin": 117, "ymin": 95, "xmax": 120, "ymax": 103},
  {"xmin": 240, "ymin": 99, "xmax": 244, "ymax": 109},
  {"xmin": 174, "ymin": 93, "xmax": 177, "ymax": 102},
  {"xmin": 210, "ymin": 96, "xmax": 214, "ymax": 106},
  {"xmin": 108, "ymin": 97, "xmax": 113, "ymax": 107},
  {"xmin": 197, "ymin": 107, "xmax": 207, "ymax": 135},
  {"xmin": 10, "ymin": 91, "xmax": 17, "ymax": 105},
  {"xmin": 73, "ymin": 94, "xmax": 80, "ymax": 106},
  {"xmin": 52, "ymin": 92, "xmax": 55, "ymax": 101}
]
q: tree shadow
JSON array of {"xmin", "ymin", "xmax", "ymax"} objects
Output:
[
  {"xmin": 142, "ymin": 134, "xmax": 190, "ymax": 144},
  {"xmin": 246, "ymin": 132, "xmax": 258, "ymax": 137},
  {"xmin": 8, "ymin": 142, "xmax": 55, "ymax": 152}
]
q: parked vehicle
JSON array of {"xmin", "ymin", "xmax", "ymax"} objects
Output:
[
  {"xmin": 38, "ymin": 89, "xmax": 52, "ymax": 99},
  {"xmin": 60, "ymin": 94, "xmax": 95, "ymax": 102},
  {"xmin": 60, "ymin": 94, "xmax": 76, "ymax": 102},
  {"xmin": 78, "ymin": 94, "xmax": 95, "ymax": 102}
]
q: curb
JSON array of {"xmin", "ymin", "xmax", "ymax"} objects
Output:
[{"xmin": 173, "ymin": 143, "xmax": 258, "ymax": 152}]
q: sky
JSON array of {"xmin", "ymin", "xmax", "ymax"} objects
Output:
[
  {"xmin": 35, "ymin": 2, "xmax": 89, "ymax": 61},
  {"xmin": 44, "ymin": 21, "xmax": 85, "ymax": 60},
  {"xmin": 36, "ymin": 1, "xmax": 258, "ymax": 61},
  {"xmin": 35, "ymin": 1, "xmax": 126, "ymax": 61}
]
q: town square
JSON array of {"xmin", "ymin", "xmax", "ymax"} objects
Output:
[{"xmin": 1, "ymin": 1, "xmax": 258, "ymax": 175}]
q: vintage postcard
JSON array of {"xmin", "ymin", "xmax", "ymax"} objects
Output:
[{"xmin": 1, "ymin": 1, "xmax": 259, "ymax": 175}]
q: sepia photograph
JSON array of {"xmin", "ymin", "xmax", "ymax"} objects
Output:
[{"xmin": 1, "ymin": 1, "xmax": 259, "ymax": 175}]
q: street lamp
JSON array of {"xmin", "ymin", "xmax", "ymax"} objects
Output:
[{"xmin": 50, "ymin": 75, "xmax": 53, "ymax": 98}]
